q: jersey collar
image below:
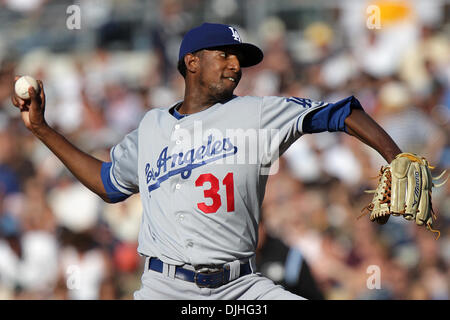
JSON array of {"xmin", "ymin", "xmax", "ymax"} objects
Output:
[
  {"xmin": 168, "ymin": 95, "xmax": 239, "ymax": 120},
  {"xmin": 169, "ymin": 102, "xmax": 189, "ymax": 120}
]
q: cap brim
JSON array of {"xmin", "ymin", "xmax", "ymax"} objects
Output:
[
  {"xmin": 198, "ymin": 43, "xmax": 264, "ymax": 68},
  {"xmin": 229, "ymin": 43, "xmax": 264, "ymax": 67}
]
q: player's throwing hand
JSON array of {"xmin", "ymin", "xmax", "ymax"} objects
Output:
[{"xmin": 11, "ymin": 76, "xmax": 47, "ymax": 133}]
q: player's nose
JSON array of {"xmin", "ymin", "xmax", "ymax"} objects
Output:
[{"xmin": 227, "ymin": 54, "xmax": 241, "ymax": 73}]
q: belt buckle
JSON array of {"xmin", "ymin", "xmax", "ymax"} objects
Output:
[{"xmin": 194, "ymin": 268, "xmax": 224, "ymax": 288}]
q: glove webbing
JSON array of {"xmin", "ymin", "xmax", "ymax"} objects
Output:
[{"xmin": 357, "ymin": 167, "xmax": 389, "ymax": 220}]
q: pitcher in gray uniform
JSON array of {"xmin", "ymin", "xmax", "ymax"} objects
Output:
[{"xmin": 11, "ymin": 23, "xmax": 402, "ymax": 299}]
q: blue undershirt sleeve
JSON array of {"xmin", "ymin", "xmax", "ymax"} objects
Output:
[
  {"xmin": 101, "ymin": 162, "xmax": 131, "ymax": 203},
  {"xmin": 302, "ymin": 95, "xmax": 363, "ymax": 133}
]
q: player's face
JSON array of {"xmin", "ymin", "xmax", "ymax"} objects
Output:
[{"xmin": 196, "ymin": 47, "xmax": 242, "ymax": 102}]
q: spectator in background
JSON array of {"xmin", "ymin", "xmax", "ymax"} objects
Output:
[
  {"xmin": 0, "ymin": 207, "xmax": 22, "ymax": 298},
  {"xmin": 56, "ymin": 227, "xmax": 115, "ymax": 300},
  {"xmin": 0, "ymin": 0, "xmax": 448, "ymax": 300},
  {"xmin": 256, "ymin": 216, "xmax": 324, "ymax": 300}
]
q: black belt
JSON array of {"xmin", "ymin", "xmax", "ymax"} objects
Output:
[{"xmin": 148, "ymin": 257, "xmax": 252, "ymax": 288}]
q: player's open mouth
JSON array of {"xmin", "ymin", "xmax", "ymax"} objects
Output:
[{"xmin": 223, "ymin": 73, "xmax": 241, "ymax": 85}]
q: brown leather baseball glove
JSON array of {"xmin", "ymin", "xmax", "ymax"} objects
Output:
[{"xmin": 360, "ymin": 153, "xmax": 447, "ymax": 239}]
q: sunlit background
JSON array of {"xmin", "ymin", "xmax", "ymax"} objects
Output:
[{"xmin": 0, "ymin": 0, "xmax": 449, "ymax": 299}]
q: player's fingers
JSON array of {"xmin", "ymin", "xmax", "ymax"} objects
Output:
[
  {"xmin": 19, "ymin": 105, "xmax": 29, "ymax": 112},
  {"xmin": 37, "ymin": 80, "xmax": 45, "ymax": 105},
  {"xmin": 29, "ymin": 86, "xmax": 36, "ymax": 97},
  {"xmin": 28, "ymin": 86, "xmax": 44, "ymax": 115},
  {"xmin": 11, "ymin": 93, "xmax": 19, "ymax": 107},
  {"xmin": 28, "ymin": 87, "xmax": 39, "ymax": 107},
  {"xmin": 11, "ymin": 79, "xmax": 25, "ymax": 108}
]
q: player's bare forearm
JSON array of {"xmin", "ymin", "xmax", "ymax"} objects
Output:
[
  {"xmin": 344, "ymin": 108, "xmax": 401, "ymax": 163},
  {"xmin": 34, "ymin": 125, "xmax": 109, "ymax": 201},
  {"xmin": 11, "ymin": 77, "xmax": 110, "ymax": 202}
]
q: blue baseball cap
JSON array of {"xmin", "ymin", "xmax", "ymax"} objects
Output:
[{"xmin": 178, "ymin": 23, "xmax": 263, "ymax": 68}]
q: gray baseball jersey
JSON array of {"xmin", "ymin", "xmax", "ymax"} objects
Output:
[{"xmin": 101, "ymin": 95, "xmax": 360, "ymax": 267}]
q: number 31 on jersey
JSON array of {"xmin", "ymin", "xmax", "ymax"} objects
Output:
[{"xmin": 195, "ymin": 172, "xmax": 235, "ymax": 214}]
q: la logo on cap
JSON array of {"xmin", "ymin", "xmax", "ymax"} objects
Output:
[{"xmin": 228, "ymin": 27, "xmax": 241, "ymax": 42}]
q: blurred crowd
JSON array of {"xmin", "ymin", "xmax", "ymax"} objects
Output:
[{"xmin": 0, "ymin": 0, "xmax": 449, "ymax": 300}]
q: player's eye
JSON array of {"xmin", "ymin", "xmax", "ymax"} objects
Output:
[{"xmin": 219, "ymin": 52, "xmax": 226, "ymax": 58}]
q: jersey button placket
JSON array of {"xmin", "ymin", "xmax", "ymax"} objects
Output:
[
  {"xmin": 173, "ymin": 123, "xmax": 182, "ymax": 144},
  {"xmin": 186, "ymin": 241, "xmax": 194, "ymax": 248}
]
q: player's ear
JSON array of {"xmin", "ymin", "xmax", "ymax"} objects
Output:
[{"xmin": 184, "ymin": 52, "xmax": 200, "ymax": 74}]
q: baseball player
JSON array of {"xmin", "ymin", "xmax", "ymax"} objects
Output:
[{"xmin": 11, "ymin": 23, "xmax": 438, "ymax": 300}]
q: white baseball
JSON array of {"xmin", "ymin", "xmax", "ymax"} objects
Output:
[{"xmin": 15, "ymin": 75, "xmax": 40, "ymax": 100}]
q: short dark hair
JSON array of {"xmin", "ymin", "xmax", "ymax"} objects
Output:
[{"xmin": 177, "ymin": 59, "xmax": 187, "ymax": 78}]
